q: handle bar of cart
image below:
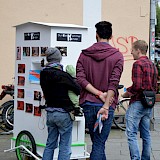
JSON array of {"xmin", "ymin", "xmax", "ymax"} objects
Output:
[{"xmin": 4, "ymin": 145, "xmax": 40, "ymax": 160}]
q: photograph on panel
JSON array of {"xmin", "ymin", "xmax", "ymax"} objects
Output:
[
  {"xmin": 34, "ymin": 91, "xmax": 41, "ymax": 101},
  {"xmin": 29, "ymin": 70, "xmax": 40, "ymax": 83},
  {"xmin": 34, "ymin": 106, "xmax": 41, "ymax": 116},
  {"xmin": 32, "ymin": 47, "xmax": 39, "ymax": 56},
  {"xmin": 17, "ymin": 89, "xmax": 24, "ymax": 98},
  {"xmin": 41, "ymin": 47, "xmax": 48, "ymax": 56},
  {"xmin": 18, "ymin": 76, "xmax": 25, "ymax": 86},
  {"xmin": 56, "ymin": 46, "xmax": 67, "ymax": 56},
  {"xmin": 18, "ymin": 64, "xmax": 25, "ymax": 73},
  {"xmin": 23, "ymin": 47, "xmax": 30, "ymax": 56},
  {"xmin": 17, "ymin": 101, "xmax": 24, "ymax": 110},
  {"xmin": 16, "ymin": 47, "xmax": 21, "ymax": 60},
  {"xmin": 25, "ymin": 103, "xmax": 33, "ymax": 113}
]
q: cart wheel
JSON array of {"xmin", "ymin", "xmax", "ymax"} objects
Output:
[{"xmin": 16, "ymin": 130, "xmax": 36, "ymax": 160}]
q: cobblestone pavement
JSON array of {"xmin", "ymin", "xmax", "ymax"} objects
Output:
[
  {"xmin": 85, "ymin": 128, "xmax": 160, "ymax": 160},
  {"xmin": 1, "ymin": 128, "xmax": 160, "ymax": 160}
]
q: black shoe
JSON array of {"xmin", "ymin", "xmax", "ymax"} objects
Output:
[{"xmin": 74, "ymin": 107, "xmax": 83, "ymax": 116}]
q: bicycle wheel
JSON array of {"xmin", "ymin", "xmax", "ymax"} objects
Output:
[
  {"xmin": 0, "ymin": 121, "xmax": 11, "ymax": 132},
  {"xmin": 2, "ymin": 100, "xmax": 14, "ymax": 130},
  {"xmin": 16, "ymin": 130, "xmax": 36, "ymax": 160},
  {"xmin": 113, "ymin": 98, "xmax": 130, "ymax": 131}
]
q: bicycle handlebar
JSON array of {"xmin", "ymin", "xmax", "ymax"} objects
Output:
[
  {"xmin": 118, "ymin": 85, "xmax": 124, "ymax": 90},
  {"xmin": 4, "ymin": 90, "xmax": 14, "ymax": 96}
]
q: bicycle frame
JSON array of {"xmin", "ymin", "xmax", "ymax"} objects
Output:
[{"xmin": 113, "ymin": 97, "xmax": 130, "ymax": 131}]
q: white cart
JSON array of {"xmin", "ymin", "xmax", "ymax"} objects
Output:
[{"xmin": 5, "ymin": 22, "xmax": 90, "ymax": 159}]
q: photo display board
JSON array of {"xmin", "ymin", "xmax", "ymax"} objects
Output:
[{"xmin": 13, "ymin": 22, "xmax": 90, "ymax": 159}]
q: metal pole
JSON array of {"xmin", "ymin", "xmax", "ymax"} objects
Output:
[
  {"xmin": 150, "ymin": 0, "xmax": 156, "ymax": 62},
  {"xmin": 150, "ymin": 0, "xmax": 157, "ymax": 131}
]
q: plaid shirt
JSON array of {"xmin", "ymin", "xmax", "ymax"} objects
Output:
[{"xmin": 127, "ymin": 56, "xmax": 157, "ymax": 104}]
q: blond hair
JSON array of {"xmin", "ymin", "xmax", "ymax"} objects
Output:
[{"xmin": 132, "ymin": 40, "xmax": 148, "ymax": 55}]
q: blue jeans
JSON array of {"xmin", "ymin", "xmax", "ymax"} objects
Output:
[
  {"xmin": 42, "ymin": 111, "xmax": 73, "ymax": 160},
  {"xmin": 82, "ymin": 104, "xmax": 114, "ymax": 160},
  {"xmin": 125, "ymin": 101, "xmax": 152, "ymax": 160}
]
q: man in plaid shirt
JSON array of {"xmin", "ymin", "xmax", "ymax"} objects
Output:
[{"xmin": 122, "ymin": 40, "xmax": 157, "ymax": 160}]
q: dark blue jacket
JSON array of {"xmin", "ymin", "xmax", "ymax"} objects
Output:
[{"xmin": 40, "ymin": 67, "xmax": 80, "ymax": 112}]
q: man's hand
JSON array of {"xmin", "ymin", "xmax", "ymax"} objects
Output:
[
  {"xmin": 99, "ymin": 92, "xmax": 114, "ymax": 105},
  {"xmin": 97, "ymin": 107, "xmax": 109, "ymax": 121},
  {"xmin": 99, "ymin": 92, "xmax": 107, "ymax": 102},
  {"xmin": 98, "ymin": 92, "xmax": 115, "ymax": 121},
  {"xmin": 121, "ymin": 91, "xmax": 130, "ymax": 98}
]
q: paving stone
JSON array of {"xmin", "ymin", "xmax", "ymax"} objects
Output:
[
  {"xmin": 86, "ymin": 129, "xmax": 160, "ymax": 160},
  {"xmin": 0, "ymin": 128, "xmax": 160, "ymax": 159}
]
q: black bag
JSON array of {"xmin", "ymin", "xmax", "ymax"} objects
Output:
[
  {"xmin": 141, "ymin": 63, "xmax": 157, "ymax": 108},
  {"xmin": 141, "ymin": 91, "xmax": 156, "ymax": 108}
]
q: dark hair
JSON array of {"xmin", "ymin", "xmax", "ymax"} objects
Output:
[{"xmin": 95, "ymin": 21, "xmax": 112, "ymax": 39}]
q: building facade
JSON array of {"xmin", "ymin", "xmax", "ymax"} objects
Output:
[{"xmin": 0, "ymin": 0, "xmax": 150, "ymax": 104}]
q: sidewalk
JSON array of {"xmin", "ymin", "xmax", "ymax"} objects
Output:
[
  {"xmin": 0, "ymin": 131, "xmax": 17, "ymax": 160},
  {"xmin": 85, "ymin": 128, "xmax": 160, "ymax": 160},
  {"xmin": 0, "ymin": 128, "xmax": 160, "ymax": 160}
]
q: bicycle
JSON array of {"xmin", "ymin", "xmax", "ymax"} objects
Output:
[
  {"xmin": 113, "ymin": 85, "xmax": 130, "ymax": 131},
  {"xmin": 0, "ymin": 83, "xmax": 14, "ymax": 132}
]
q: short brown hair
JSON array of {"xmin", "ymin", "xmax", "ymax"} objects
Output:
[{"xmin": 132, "ymin": 40, "xmax": 148, "ymax": 55}]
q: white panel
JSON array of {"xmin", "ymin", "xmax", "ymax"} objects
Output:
[{"xmin": 13, "ymin": 22, "xmax": 88, "ymax": 159}]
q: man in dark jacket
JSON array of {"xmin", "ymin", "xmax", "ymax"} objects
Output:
[
  {"xmin": 40, "ymin": 47, "xmax": 80, "ymax": 160},
  {"xmin": 76, "ymin": 21, "xmax": 124, "ymax": 160}
]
